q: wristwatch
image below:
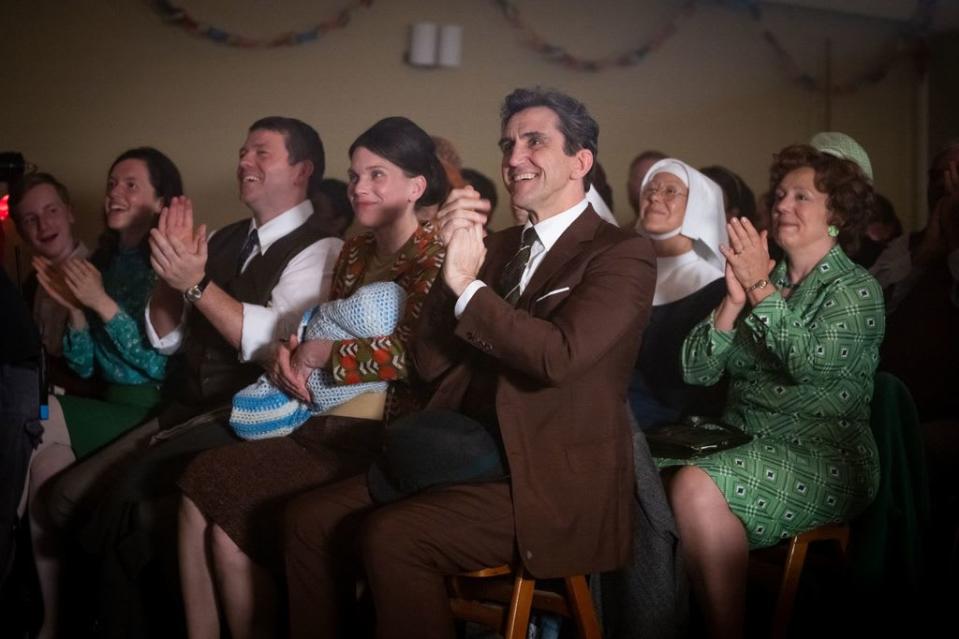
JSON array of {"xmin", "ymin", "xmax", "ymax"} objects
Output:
[
  {"xmin": 183, "ymin": 274, "xmax": 212, "ymax": 303},
  {"xmin": 745, "ymin": 278, "xmax": 769, "ymax": 293}
]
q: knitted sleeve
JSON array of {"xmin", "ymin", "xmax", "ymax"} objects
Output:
[{"xmin": 330, "ymin": 237, "xmax": 445, "ymax": 385}]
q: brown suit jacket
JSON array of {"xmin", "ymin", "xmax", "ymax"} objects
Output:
[{"xmin": 412, "ymin": 207, "xmax": 657, "ymax": 578}]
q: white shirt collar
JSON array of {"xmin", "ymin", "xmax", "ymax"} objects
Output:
[
  {"xmin": 586, "ymin": 185, "xmax": 618, "ymax": 226},
  {"xmin": 71, "ymin": 240, "xmax": 91, "ymax": 259},
  {"xmin": 247, "ymin": 199, "xmax": 314, "ymax": 253},
  {"xmin": 524, "ymin": 197, "xmax": 589, "ymax": 251}
]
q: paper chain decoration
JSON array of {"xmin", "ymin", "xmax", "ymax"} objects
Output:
[
  {"xmin": 152, "ymin": 0, "xmax": 937, "ymax": 94},
  {"xmin": 494, "ymin": 0, "xmax": 938, "ymax": 93},
  {"xmin": 152, "ymin": 0, "xmax": 374, "ymax": 48}
]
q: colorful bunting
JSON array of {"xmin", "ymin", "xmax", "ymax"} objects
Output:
[
  {"xmin": 152, "ymin": 0, "xmax": 374, "ymax": 49},
  {"xmin": 493, "ymin": 0, "xmax": 938, "ymax": 94}
]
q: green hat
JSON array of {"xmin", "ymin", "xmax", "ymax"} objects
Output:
[{"xmin": 810, "ymin": 131, "xmax": 873, "ymax": 181}]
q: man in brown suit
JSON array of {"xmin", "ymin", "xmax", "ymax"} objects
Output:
[{"xmin": 283, "ymin": 88, "xmax": 656, "ymax": 638}]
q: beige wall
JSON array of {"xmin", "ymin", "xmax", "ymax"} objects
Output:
[{"xmin": 0, "ymin": 0, "xmax": 944, "ymax": 277}]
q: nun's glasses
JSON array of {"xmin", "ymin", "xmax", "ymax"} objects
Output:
[{"xmin": 641, "ymin": 184, "xmax": 689, "ymax": 202}]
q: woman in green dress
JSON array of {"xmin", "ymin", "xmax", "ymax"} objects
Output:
[
  {"xmin": 33, "ymin": 147, "xmax": 183, "ymax": 457},
  {"xmin": 662, "ymin": 144, "xmax": 883, "ymax": 637}
]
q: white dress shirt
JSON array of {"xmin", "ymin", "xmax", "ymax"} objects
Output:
[
  {"xmin": 145, "ymin": 200, "xmax": 343, "ymax": 364},
  {"xmin": 455, "ymin": 198, "xmax": 590, "ymax": 317}
]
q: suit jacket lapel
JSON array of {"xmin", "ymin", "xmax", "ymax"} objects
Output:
[{"xmin": 515, "ymin": 206, "xmax": 601, "ymax": 306}]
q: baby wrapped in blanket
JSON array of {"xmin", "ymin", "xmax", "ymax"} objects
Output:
[{"xmin": 230, "ymin": 282, "xmax": 406, "ymax": 440}]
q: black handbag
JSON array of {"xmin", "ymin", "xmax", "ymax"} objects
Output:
[{"xmin": 645, "ymin": 415, "xmax": 752, "ymax": 459}]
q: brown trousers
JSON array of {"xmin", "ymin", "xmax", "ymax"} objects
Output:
[{"xmin": 284, "ymin": 474, "xmax": 517, "ymax": 639}]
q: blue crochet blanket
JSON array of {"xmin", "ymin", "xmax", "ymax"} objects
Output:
[{"xmin": 230, "ymin": 282, "xmax": 406, "ymax": 440}]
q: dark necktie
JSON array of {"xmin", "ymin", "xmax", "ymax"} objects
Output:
[
  {"xmin": 497, "ymin": 226, "xmax": 539, "ymax": 305},
  {"xmin": 236, "ymin": 229, "xmax": 259, "ymax": 275}
]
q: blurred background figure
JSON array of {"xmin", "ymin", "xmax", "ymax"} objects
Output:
[
  {"xmin": 700, "ymin": 165, "xmax": 757, "ymax": 224},
  {"xmin": 460, "ymin": 167, "xmax": 497, "ymax": 232},
  {"xmin": 316, "ymin": 178, "xmax": 355, "ymax": 238},
  {"xmin": 418, "ymin": 135, "xmax": 466, "ymax": 223},
  {"xmin": 854, "ymin": 193, "xmax": 902, "ymax": 269},
  {"xmin": 588, "ymin": 161, "xmax": 618, "ymax": 226}
]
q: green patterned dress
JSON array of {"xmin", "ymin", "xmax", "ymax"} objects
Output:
[{"xmin": 662, "ymin": 246, "xmax": 883, "ymax": 549}]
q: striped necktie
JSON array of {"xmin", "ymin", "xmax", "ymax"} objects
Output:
[
  {"xmin": 497, "ymin": 226, "xmax": 539, "ymax": 305},
  {"xmin": 236, "ymin": 229, "xmax": 259, "ymax": 275}
]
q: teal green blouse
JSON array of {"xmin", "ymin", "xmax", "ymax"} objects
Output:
[{"xmin": 63, "ymin": 247, "xmax": 167, "ymax": 384}]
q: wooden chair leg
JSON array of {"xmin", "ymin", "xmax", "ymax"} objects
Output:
[
  {"xmin": 450, "ymin": 565, "xmax": 602, "ymax": 639},
  {"xmin": 503, "ymin": 566, "xmax": 535, "ymax": 639},
  {"xmin": 770, "ymin": 525, "xmax": 848, "ymax": 639},
  {"xmin": 564, "ymin": 575, "xmax": 602, "ymax": 639},
  {"xmin": 771, "ymin": 535, "xmax": 808, "ymax": 639}
]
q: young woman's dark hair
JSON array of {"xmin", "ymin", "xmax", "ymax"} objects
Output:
[
  {"xmin": 349, "ymin": 117, "xmax": 451, "ymax": 208},
  {"xmin": 766, "ymin": 144, "xmax": 874, "ymax": 257},
  {"xmin": 94, "ymin": 147, "xmax": 184, "ymax": 268}
]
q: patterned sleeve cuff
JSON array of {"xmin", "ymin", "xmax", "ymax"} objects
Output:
[
  {"xmin": 64, "ymin": 324, "xmax": 91, "ymax": 347},
  {"xmin": 104, "ymin": 309, "xmax": 138, "ymax": 341},
  {"xmin": 63, "ymin": 326, "xmax": 94, "ymax": 376},
  {"xmin": 706, "ymin": 323, "xmax": 735, "ymax": 355},
  {"xmin": 743, "ymin": 291, "xmax": 785, "ymax": 338}
]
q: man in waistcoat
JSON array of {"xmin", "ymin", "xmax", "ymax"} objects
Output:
[
  {"xmin": 282, "ymin": 89, "xmax": 657, "ymax": 638},
  {"xmin": 50, "ymin": 117, "xmax": 342, "ymax": 637}
]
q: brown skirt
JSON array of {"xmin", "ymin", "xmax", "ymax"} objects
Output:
[{"xmin": 178, "ymin": 414, "xmax": 384, "ymax": 570}]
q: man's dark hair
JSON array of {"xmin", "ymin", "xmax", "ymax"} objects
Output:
[
  {"xmin": 500, "ymin": 88, "xmax": 599, "ymax": 187},
  {"xmin": 8, "ymin": 172, "xmax": 72, "ymax": 226},
  {"xmin": 249, "ymin": 116, "xmax": 326, "ymax": 198}
]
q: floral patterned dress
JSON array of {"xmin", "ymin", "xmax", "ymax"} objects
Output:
[{"xmin": 63, "ymin": 246, "xmax": 167, "ymax": 383}]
